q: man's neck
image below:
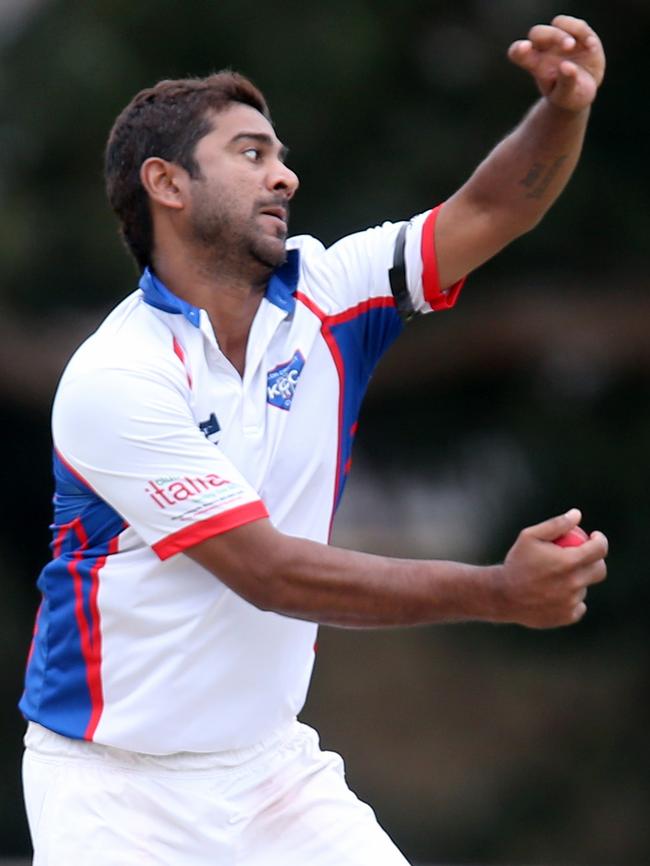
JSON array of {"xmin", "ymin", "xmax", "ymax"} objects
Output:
[{"xmin": 153, "ymin": 248, "xmax": 273, "ymax": 377}]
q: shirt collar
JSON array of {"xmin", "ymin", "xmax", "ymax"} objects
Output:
[
  {"xmin": 139, "ymin": 249, "xmax": 300, "ymax": 327},
  {"xmin": 139, "ymin": 268, "xmax": 202, "ymax": 327},
  {"xmin": 265, "ymin": 249, "xmax": 299, "ymax": 315}
]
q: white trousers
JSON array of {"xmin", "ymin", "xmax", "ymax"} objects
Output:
[{"xmin": 23, "ymin": 721, "xmax": 411, "ymax": 866}]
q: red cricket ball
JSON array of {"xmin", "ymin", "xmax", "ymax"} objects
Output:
[{"xmin": 554, "ymin": 526, "xmax": 589, "ymax": 547}]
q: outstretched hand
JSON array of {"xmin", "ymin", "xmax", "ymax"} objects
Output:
[{"xmin": 508, "ymin": 15, "xmax": 605, "ymax": 113}]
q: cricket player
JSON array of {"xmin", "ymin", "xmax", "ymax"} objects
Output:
[{"xmin": 21, "ymin": 14, "xmax": 607, "ymax": 866}]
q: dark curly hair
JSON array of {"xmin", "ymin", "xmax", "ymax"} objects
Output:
[{"xmin": 104, "ymin": 71, "xmax": 270, "ymax": 271}]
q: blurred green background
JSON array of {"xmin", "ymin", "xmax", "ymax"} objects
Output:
[{"xmin": 1, "ymin": 0, "xmax": 648, "ymax": 863}]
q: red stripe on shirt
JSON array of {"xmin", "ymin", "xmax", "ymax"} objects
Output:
[
  {"xmin": 153, "ymin": 500, "xmax": 269, "ymax": 560},
  {"xmin": 421, "ymin": 205, "xmax": 466, "ymax": 310},
  {"xmin": 173, "ymin": 336, "xmax": 193, "ymax": 388},
  {"xmin": 320, "ymin": 324, "xmax": 346, "ymax": 539},
  {"xmin": 296, "ymin": 293, "xmax": 347, "ymax": 539},
  {"xmin": 84, "ymin": 534, "xmax": 119, "ymax": 740},
  {"xmin": 52, "ymin": 522, "xmax": 69, "ymax": 558},
  {"xmin": 329, "ymin": 295, "xmax": 395, "ymax": 325},
  {"xmin": 66, "ymin": 519, "xmax": 102, "ymax": 737},
  {"xmin": 26, "ymin": 518, "xmax": 86, "ymax": 672},
  {"xmin": 295, "ymin": 291, "xmax": 326, "ymax": 322}
]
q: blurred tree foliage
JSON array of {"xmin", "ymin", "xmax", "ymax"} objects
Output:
[
  {"xmin": 1, "ymin": 0, "xmax": 649, "ymax": 315},
  {"xmin": 1, "ymin": 0, "xmax": 648, "ymax": 863}
]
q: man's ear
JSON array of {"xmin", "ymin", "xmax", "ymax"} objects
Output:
[{"xmin": 140, "ymin": 158, "xmax": 187, "ymax": 210}]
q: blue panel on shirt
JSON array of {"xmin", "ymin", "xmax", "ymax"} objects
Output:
[
  {"xmin": 20, "ymin": 452, "xmax": 126, "ymax": 740},
  {"xmin": 328, "ymin": 304, "xmax": 403, "ymax": 510}
]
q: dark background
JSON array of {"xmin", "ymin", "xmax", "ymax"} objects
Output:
[{"xmin": 1, "ymin": 1, "xmax": 648, "ymax": 863}]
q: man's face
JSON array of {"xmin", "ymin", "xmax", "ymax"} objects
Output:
[{"xmin": 186, "ymin": 104, "xmax": 299, "ymax": 269}]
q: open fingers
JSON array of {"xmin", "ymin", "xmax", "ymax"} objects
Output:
[
  {"xmin": 506, "ymin": 37, "xmax": 572, "ymax": 78},
  {"xmin": 508, "ymin": 16, "xmax": 604, "ymax": 84},
  {"xmin": 551, "ymin": 14, "xmax": 600, "ymax": 48},
  {"xmin": 507, "ymin": 40, "xmax": 541, "ymax": 72},
  {"xmin": 528, "ymin": 23, "xmax": 576, "ymax": 53}
]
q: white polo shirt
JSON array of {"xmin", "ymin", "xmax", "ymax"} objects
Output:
[{"xmin": 20, "ymin": 206, "xmax": 463, "ymax": 754}]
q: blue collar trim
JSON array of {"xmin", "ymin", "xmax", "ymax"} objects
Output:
[
  {"xmin": 139, "ymin": 268, "xmax": 201, "ymax": 327},
  {"xmin": 265, "ymin": 249, "xmax": 299, "ymax": 314},
  {"xmin": 139, "ymin": 250, "xmax": 300, "ymax": 325}
]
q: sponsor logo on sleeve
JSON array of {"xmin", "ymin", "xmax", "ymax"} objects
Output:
[
  {"xmin": 266, "ymin": 350, "xmax": 305, "ymax": 411},
  {"xmin": 145, "ymin": 473, "xmax": 244, "ymax": 522}
]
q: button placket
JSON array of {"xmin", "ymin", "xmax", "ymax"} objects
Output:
[
  {"xmin": 242, "ymin": 368, "xmax": 265, "ymax": 439},
  {"xmin": 241, "ymin": 300, "xmax": 289, "ymax": 439}
]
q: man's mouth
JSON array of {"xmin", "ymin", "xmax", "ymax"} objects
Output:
[{"xmin": 259, "ymin": 204, "xmax": 288, "ymax": 224}]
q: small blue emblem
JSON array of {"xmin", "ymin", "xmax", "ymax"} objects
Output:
[
  {"xmin": 199, "ymin": 412, "xmax": 221, "ymax": 440},
  {"xmin": 267, "ymin": 350, "xmax": 305, "ymax": 411}
]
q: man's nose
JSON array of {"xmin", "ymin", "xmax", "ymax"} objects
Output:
[{"xmin": 269, "ymin": 161, "xmax": 299, "ymax": 199}]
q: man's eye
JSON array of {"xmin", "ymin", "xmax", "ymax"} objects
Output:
[{"xmin": 243, "ymin": 148, "xmax": 260, "ymax": 161}]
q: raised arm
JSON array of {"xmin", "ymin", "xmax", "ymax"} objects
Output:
[
  {"xmin": 186, "ymin": 508, "xmax": 607, "ymax": 630},
  {"xmin": 435, "ymin": 14, "xmax": 606, "ymax": 289}
]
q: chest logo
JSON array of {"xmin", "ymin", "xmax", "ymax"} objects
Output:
[
  {"xmin": 267, "ymin": 350, "xmax": 305, "ymax": 411},
  {"xmin": 199, "ymin": 412, "xmax": 221, "ymax": 442}
]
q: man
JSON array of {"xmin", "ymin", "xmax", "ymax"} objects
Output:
[{"xmin": 20, "ymin": 14, "xmax": 607, "ymax": 866}]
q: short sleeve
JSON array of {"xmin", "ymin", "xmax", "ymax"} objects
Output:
[
  {"xmin": 52, "ymin": 363, "xmax": 268, "ymax": 561},
  {"xmin": 297, "ymin": 203, "xmax": 465, "ymax": 318},
  {"xmin": 402, "ymin": 205, "xmax": 466, "ymax": 314}
]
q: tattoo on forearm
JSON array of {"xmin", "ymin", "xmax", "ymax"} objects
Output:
[{"xmin": 519, "ymin": 156, "xmax": 568, "ymax": 200}]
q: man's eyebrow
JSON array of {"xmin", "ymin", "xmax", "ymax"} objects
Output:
[{"xmin": 230, "ymin": 132, "xmax": 289, "ymax": 161}]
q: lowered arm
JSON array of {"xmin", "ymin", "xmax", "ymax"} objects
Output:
[{"xmin": 186, "ymin": 510, "xmax": 607, "ymax": 630}]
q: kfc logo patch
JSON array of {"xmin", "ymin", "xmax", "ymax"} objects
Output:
[{"xmin": 267, "ymin": 350, "xmax": 305, "ymax": 410}]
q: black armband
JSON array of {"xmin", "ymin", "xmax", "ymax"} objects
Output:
[{"xmin": 389, "ymin": 223, "xmax": 418, "ymax": 323}]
